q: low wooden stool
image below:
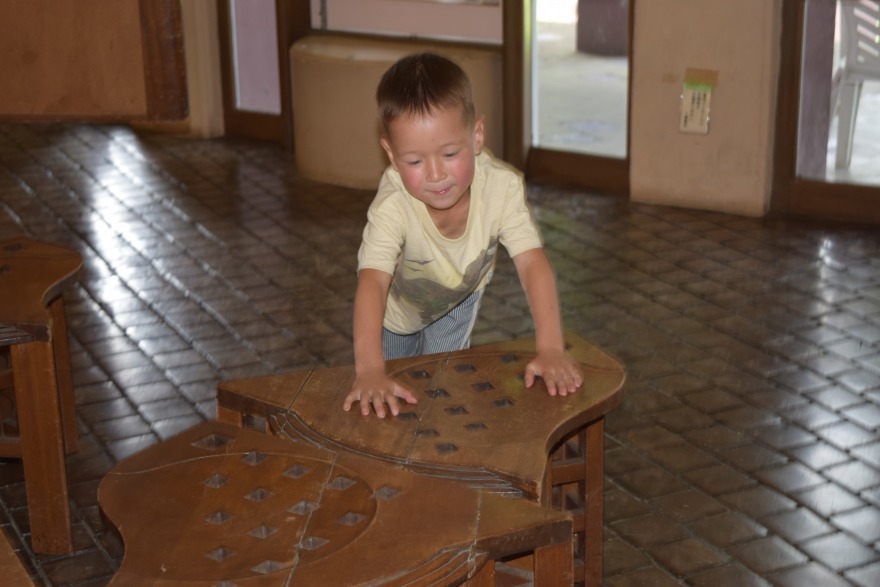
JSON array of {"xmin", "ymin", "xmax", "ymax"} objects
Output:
[
  {"xmin": 0, "ymin": 237, "xmax": 82, "ymax": 554},
  {"xmin": 99, "ymin": 420, "xmax": 574, "ymax": 586},
  {"xmin": 217, "ymin": 332, "xmax": 625, "ymax": 586}
]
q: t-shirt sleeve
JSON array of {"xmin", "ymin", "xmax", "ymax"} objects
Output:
[
  {"xmin": 357, "ymin": 175, "xmax": 405, "ymax": 275},
  {"xmin": 496, "ymin": 170, "xmax": 543, "ymax": 258}
]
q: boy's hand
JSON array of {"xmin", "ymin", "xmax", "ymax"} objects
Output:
[
  {"xmin": 524, "ymin": 349, "xmax": 583, "ymax": 397},
  {"xmin": 343, "ymin": 371, "xmax": 418, "ymax": 418}
]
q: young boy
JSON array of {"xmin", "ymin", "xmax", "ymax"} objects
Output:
[{"xmin": 343, "ymin": 53, "xmax": 583, "ymax": 418}]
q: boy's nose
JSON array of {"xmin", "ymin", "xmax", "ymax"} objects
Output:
[{"xmin": 425, "ymin": 158, "xmax": 446, "ymax": 182}]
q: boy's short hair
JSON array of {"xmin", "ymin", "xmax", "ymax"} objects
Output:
[{"xmin": 377, "ymin": 52, "xmax": 476, "ymax": 135}]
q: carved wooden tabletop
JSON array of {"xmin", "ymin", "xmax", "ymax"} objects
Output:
[
  {"xmin": 99, "ymin": 420, "xmax": 573, "ymax": 586},
  {"xmin": 218, "ymin": 332, "xmax": 625, "ymax": 500}
]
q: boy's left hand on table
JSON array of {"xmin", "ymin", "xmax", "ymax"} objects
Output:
[{"xmin": 524, "ymin": 349, "xmax": 583, "ymax": 397}]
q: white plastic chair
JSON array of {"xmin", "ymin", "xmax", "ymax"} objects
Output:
[{"xmin": 831, "ymin": 0, "xmax": 880, "ymax": 168}]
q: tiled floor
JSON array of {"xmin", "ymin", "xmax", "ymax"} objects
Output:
[{"xmin": 0, "ymin": 123, "xmax": 879, "ymax": 586}]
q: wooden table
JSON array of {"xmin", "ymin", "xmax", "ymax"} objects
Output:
[
  {"xmin": 0, "ymin": 237, "xmax": 82, "ymax": 554},
  {"xmin": 217, "ymin": 332, "xmax": 625, "ymax": 585},
  {"xmin": 99, "ymin": 420, "xmax": 574, "ymax": 586}
]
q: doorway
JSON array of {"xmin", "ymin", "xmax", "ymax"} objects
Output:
[
  {"xmin": 775, "ymin": 0, "xmax": 880, "ymax": 223},
  {"xmin": 520, "ymin": 0, "xmax": 632, "ymax": 196},
  {"xmin": 534, "ymin": 0, "xmax": 628, "ymax": 158}
]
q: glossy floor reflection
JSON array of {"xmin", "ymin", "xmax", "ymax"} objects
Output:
[{"xmin": 0, "ymin": 123, "xmax": 879, "ymax": 586}]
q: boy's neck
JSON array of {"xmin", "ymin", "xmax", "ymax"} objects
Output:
[{"xmin": 427, "ymin": 190, "xmax": 471, "ymax": 239}]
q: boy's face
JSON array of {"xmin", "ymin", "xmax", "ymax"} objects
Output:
[{"xmin": 380, "ymin": 106, "xmax": 484, "ymax": 214}]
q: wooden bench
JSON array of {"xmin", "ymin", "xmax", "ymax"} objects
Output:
[
  {"xmin": 0, "ymin": 237, "xmax": 82, "ymax": 554},
  {"xmin": 217, "ymin": 332, "xmax": 626, "ymax": 586},
  {"xmin": 99, "ymin": 420, "xmax": 574, "ymax": 586}
]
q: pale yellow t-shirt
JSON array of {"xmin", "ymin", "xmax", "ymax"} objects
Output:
[{"xmin": 357, "ymin": 150, "xmax": 543, "ymax": 335}]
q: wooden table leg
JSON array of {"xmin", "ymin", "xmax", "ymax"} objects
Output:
[
  {"xmin": 583, "ymin": 418, "xmax": 605, "ymax": 587},
  {"xmin": 535, "ymin": 539, "xmax": 575, "ymax": 587},
  {"xmin": 464, "ymin": 561, "xmax": 496, "ymax": 586},
  {"xmin": 10, "ymin": 339, "xmax": 73, "ymax": 554},
  {"xmin": 49, "ymin": 296, "xmax": 78, "ymax": 454}
]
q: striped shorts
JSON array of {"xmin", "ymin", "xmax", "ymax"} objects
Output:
[{"xmin": 382, "ymin": 288, "xmax": 484, "ymax": 360}]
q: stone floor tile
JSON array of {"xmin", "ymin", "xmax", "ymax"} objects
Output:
[
  {"xmin": 815, "ymin": 420, "xmax": 878, "ymax": 451},
  {"xmin": 610, "ymin": 513, "xmax": 689, "ymax": 547},
  {"xmin": 753, "ymin": 461, "xmax": 827, "ymax": 493},
  {"xmin": 602, "ymin": 534, "xmax": 653, "ymax": 576},
  {"xmin": 793, "ymin": 482, "xmax": 866, "ymax": 517},
  {"xmin": 830, "ymin": 506, "xmax": 880, "ymax": 544},
  {"xmin": 604, "ymin": 566, "xmax": 685, "ymax": 587},
  {"xmin": 799, "ymin": 532, "xmax": 880, "ymax": 572},
  {"xmin": 647, "ymin": 537, "xmax": 728, "ymax": 576},
  {"xmin": 768, "ymin": 561, "xmax": 858, "ymax": 587},
  {"xmin": 786, "ymin": 441, "xmax": 851, "ymax": 470},
  {"xmin": 823, "ymin": 459, "xmax": 880, "ymax": 494},
  {"xmin": 718, "ymin": 485, "xmax": 797, "ymax": 519},
  {"xmin": 725, "ymin": 536, "xmax": 809, "ymax": 574},
  {"xmin": 649, "ymin": 489, "xmax": 725, "ymax": 523},
  {"xmin": 687, "ymin": 510, "xmax": 768, "ymax": 548},
  {"xmin": 614, "ymin": 466, "xmax": 689, "ymax": 500},
  {"xmin": 684, "ymin": 463, "xmax": 757, "ymax": 495},
  {"xmin": 686, "ymin": 562, "xmax": 771, "ymax": 587},
  {"xmin": 761, "ymin": 507, "xmax": 835, "ymax": 544},
  {"xmin": 717, "ymin": 443, "xmax": 789, "ymax": 473},
  {"xmin": 846, "ymin": 560, "xmax": 880, "ymax": 587}
]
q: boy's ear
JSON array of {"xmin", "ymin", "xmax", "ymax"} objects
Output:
[
  {"xmin": 473, "ymin": 116, "xmax": 485, "ymax": 155},
  {"xmin": 380, "ymin": 136, "xmax": 399, "ymax": 171}
]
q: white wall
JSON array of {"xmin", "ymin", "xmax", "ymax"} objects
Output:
[
  {"xmin": 629, "ymin": 0, "xmax": 783, "ymax": 216},
  {"xmin": 312, "ymin": 0, "xmax": 502, "ymax": 44}
]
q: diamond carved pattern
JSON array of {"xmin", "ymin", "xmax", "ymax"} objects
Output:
[
  {"xmin": 282, "ymin": 464, "xmax": 310, "ymax": 479},
  {"xmin": 251, "ymin": 560, "xmax": 283, "ymax": 574},
  {"xmin": 205, "ymin": 546, "xmax": 236, "ymax": 562},
  {"xmin": 205, "ymin": 511, "xmax": 232, "ymax": 525},
  {"xmin": 374, "ymin": 485, "xmax": 400, "ymax": 500},
  {"xmin": 289, "ymin": 500, "xmax": 318, "ymax": 515},
  {"xmin": 192, "ymin": 434, "xmax": 233, "ymax": 450},
  {"xmin": 245, "ymin": 487, "xmax": 273, "ymax": 502},
  {"xmin": 328, "ymin": 476, "xmax": 356, "ymax": 491},
  {"xmin": 249, "ymin": 524, "xmax": 279, "ymax": 539},
  {"xmin": 337, "ymin": 512, "xmax": 367, "ymax": 526},
  {"xmin": 241, "ymin": 451, "xmax": 269, "ymax": 466},
  {"xmin": 203, "ymin": 473, "xmax": 229, "ymax": 489},
  {"xmin": 299, "ymin": 536, "xmax": 329, "ymax": 551}
]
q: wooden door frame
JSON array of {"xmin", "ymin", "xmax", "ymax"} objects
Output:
[
  {"xmin": 502, "ymin": 0, "xmax": 632, "ymax": 196},
  {"xmin": 772, "ymin": 0, "xmax": 880, "ymax": 224},
  {"xmin": 216, "ymin": 0, "xmax": 311, "ymax": 146}
]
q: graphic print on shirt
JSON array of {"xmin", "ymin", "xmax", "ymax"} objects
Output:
[{"xmin": 390, "ymin": 237, "xmax": 498, "ymax": 326}]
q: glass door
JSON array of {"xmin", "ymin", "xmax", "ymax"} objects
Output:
[
  {"xmin": 776, "ymin": 0, "xmax": 880, "ymax": 223},
  {"xmin": 525, "ymin": 0, "xmax": 631, "ymax": 195},
  {"xmin": 534, "ymin": 0, "xmax": 628, "ymax": 158},
  {"xmin": 799, "ymin": 0, "xmax": 880, "ymax": 186}
]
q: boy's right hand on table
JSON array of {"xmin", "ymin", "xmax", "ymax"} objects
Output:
[{"xmin": 343, "ymin": 371, "xmax": 418, "ymax": 418}]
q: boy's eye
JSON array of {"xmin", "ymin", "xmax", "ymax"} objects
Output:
[
  {"xmin": 405, "ymin": 160, "xmax": 421, "ymax": 167},
  {"xmin": 444, "ymin": 151, "xmax": 459, "ymax": 159}
]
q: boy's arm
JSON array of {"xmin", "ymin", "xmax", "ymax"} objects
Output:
[
  {"xmin": 343, "ymin": 268, "xmax": 417, "ymax": 417},
  {"xmin": 512, "ymin": 248, "xmax": 583, "ymax": 396}
]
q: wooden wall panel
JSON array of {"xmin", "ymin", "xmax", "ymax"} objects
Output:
[{"xmin": 0, "ymin": 0, "xmax": 186, "ymax": 121}]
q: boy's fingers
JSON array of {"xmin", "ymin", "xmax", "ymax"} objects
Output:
[
  {"xmin": 523, "ymin": 364, "xmax": 537, "ymax": 388},
  {"xmin": 394, "ymin": 385, "xmax": 419, "ymax": 404}
]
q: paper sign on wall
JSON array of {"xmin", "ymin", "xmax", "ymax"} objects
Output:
[{"xmin": 680, "ymin": 68, "xmax": 719, "ymax": 134}]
